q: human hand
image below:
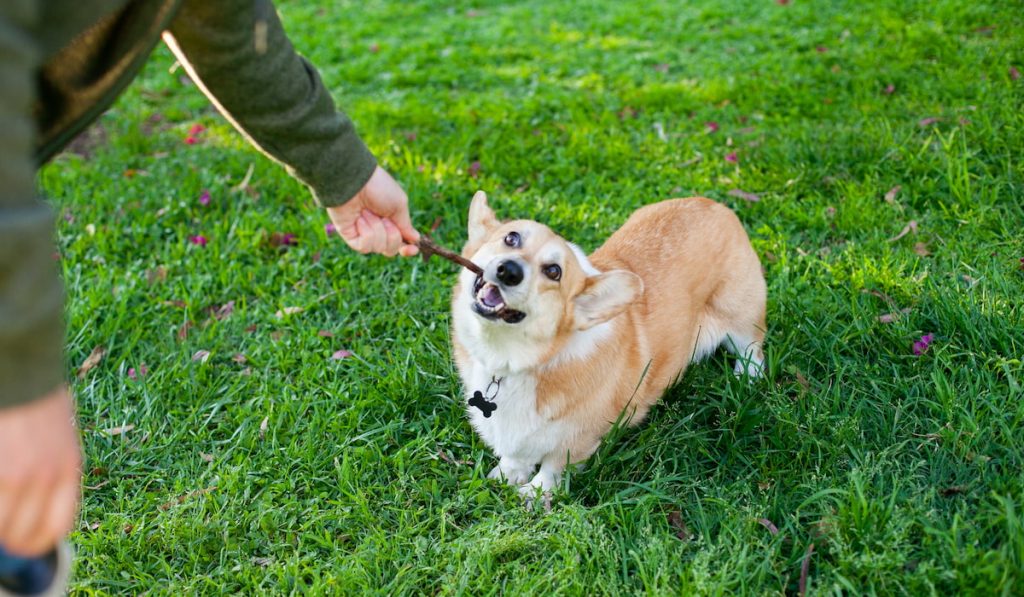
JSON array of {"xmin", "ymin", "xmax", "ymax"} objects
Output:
[
  {"xmin": 0, "ymin": 386, "xmax": 81, "ymax": 557},
  {"xmin": 326, "ymin": 166, "xmax": 420, "ymax": 257}
]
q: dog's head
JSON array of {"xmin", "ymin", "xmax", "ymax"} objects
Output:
[{"xmin": 453, "ymin": 192, "xmax": 642, "ymax": 368}]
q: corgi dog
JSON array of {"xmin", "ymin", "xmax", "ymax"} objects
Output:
[{"xmin": 450, "ymin": 192, "xmax": 766, "ymax": 497}]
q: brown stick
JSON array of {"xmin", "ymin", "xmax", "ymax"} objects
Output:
[{"xmin": 418, "ymin": 234, "xmax": 483, "ymax": 275}]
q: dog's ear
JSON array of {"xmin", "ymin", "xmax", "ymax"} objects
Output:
[
  {"xmin": 465, "ymin": 191, "xmax": 500, "ymax": 252},
  {"xmin": 572, "ymin": 270, "xmax": 643, "ymax": 330}
]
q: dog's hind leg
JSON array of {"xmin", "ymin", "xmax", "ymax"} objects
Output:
[
  {"xmin": 724, "ymin": 326, "xmax": 765, "ymax": 378},
  {"xmin": 706, "ymin": 269, "xmax": 767, "ymax": 378}
]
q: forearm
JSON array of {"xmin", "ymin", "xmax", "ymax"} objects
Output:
[
  {"xmin": 163, "ymin": 0, "xmax": 376, "ymax": 207},
  {"xmin": 1, "ymin": 0, "xmax": 66, "ymax": 409}
]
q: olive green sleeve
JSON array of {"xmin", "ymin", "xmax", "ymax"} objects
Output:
[
  {"xmin": 163, "ymin": 0, "xmax": 376, "ymax": 207},
  {"xmin": 0, "ymin": 0, "xmax": 67, "ymax": 409}
]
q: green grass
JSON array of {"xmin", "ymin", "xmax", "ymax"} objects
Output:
[{"xmin": 41, "ymin": 0, "xmax": 1024, "ymax": 594}]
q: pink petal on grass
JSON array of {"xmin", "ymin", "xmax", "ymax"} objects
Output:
[
  {"xmin": 127, "ymin": 363, "xmax": 148, "ymax": 381},
  {"xmin": 324, "ymin": 222, "xmax": 337, "ymax": 236},
  {"xmin": 912, "ymin": 333, "xmax": 935, "ymax": 356},
  {"xmin": 189, "ymin": 235, "xmax": 208, "ymax": 247},
  {"xmin": 468, "ymin": 161, "xmax": 482, "ymax": 179},
  {"xmin": 918, "ymin": 117, "xmax": 942, "ymax": 127},
  {"xmin": 883, "ymin": 84, "xmax": 896, "ymax": 95},
  {"xmin": 725, "ymin": 152, "xmax": 738, "ymax": 163},
  {"xmin": 705, "ymin": 121, "xmax": 720, "ymax": 133},
  {"xmin": 192, "ymin": 350, "xmax": 211, "ymax": 363},
  {"xmin": 727, "ymin": 189, "xmax": 761, "ymax": 202},
  {"xmin": 269, "ymin": 232, "xmax": 298, "ymax": 247},
  {"xmin": 1011, "ymin": 66, "xmax": 1021, "ymax": 81},
  {"xmin": 815, "ymin": 45, "xmax": 828, "ymax": 53},
  {"xmin": 189, "ymin": 124, "xmax": 206, "ymax": 135},
  {"xmin": 331, "ymin": 350, "xmax": 353, "ymax": 360},
  {"xmin": 369, "ymin": 43, "xmax": 380, "ymax": 53},
  {"xmin": 198, "ymin": 190, "xmax": 211, "ymax": 206},
  {"xmin": 184, "ymin": 135, "xmax": 198, "ymax": 145}
]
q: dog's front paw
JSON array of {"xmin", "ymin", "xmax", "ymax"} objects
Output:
[
  {"xmin": 733, "ymin": 356, "xmax": 764, "ymax": 380},
  {"xmin": 488, "ymin": 459, "xmax": 533, "ymax": 486}
]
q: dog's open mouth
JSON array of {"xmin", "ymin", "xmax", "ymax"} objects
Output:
[{"xmin": 472, "ymin": 276, "xmax": 526, "ymax": 323}]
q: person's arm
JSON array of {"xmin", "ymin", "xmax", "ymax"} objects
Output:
[
  {"xmin": 0, "ymin": 0, "xmax": 81, "ymax": 558},
  {"xmin": 1, "ymin": 0, "xmax": 65, "ymax": 411},
  {"xmin": 163, "ymin": 0, "xmax": 419, "ymax": 256},
  {"xmin": 163, "ymin": 0, "xmax": 374, "ymax": 208}
]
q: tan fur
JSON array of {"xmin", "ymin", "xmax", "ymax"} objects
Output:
[{"xmin": 451, "ymin": 195, "xmax": 766, "ymax": 490}]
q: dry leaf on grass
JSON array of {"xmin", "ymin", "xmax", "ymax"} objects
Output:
[
  {"xmin": 101, "ymin": 424, "xmax": 135, "ymax": 436},
  {"xmin": 146, "ymin": 267, "xmax": 168, "ymax": 285},
  {"xmin": 259, "ymin": 416, "xmax": 269, "ymax": 439},
  {"xmin": 913, "ymin": 242, "xmax": 930, "ymax": 256},
  {"xmin": 275, "ymin": 306, "xmax": 304, "ymax": 318},
  {"xmin": 727, "ymin": 189, "xmax": 761, "ymax": 202},
  {"xmin": 158, "ymin": 486, "xmax": 217, "ymax": 511},
  {"xmin": 437, "ymin": 449, "xmax": 474, "ymax": 467},
  {"xmin": 884, "ymin": 185, "xmax": 901, "ymax": 203},
  {"xmin": 192, "ymin": 350, "xmax": 211, "ymax": 363},
  {"xmin": 667, "ymin": 510, "xmax": 692, "ymax": 541},
  {"xmin": 878, "ymin": 308, "xmax": 912, "ymax": 323},
  {"xmin": 795, "ymin": 371, "xmax": 810, "ymax": 393},
  {"xmin": 757, "ymin": 518, "xmax": 780, "ymax": 535},
  {"xmin": 177, "ymin": 320, "xmax": 194, "ymax": 341},
  {"xmin": 214, "ymin": 301, "xmax": 235, "ymax": 320},
  {"xmin": 799, "ymin": 543, "xmax": 816, "ymax": 596},
  {"xmin": 77, "ymin": 346, "xmax": 106, "ymax": 379},
  {"xmin": 887, "ymin": 220, "xmax": 918, "ymax": 242}
]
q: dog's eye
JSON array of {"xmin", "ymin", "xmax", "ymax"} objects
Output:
[
  {"xmin": 543, "ymin": 264, "xmax": 562, "ymax": 281},
  {"xmin": 504, "ymin": 232, "xmax": 521, "ymax": 248}
]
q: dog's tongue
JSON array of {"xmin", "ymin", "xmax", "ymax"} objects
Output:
[{"xmin": 481, "ymin": 285, "xmax": 504, "ymax": 308}]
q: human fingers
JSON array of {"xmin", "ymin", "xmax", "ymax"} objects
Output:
[
  {"xmin": 359, "ymin": 210, "xmax": 389, "ymax": 255},
  {"xmin": 34, "ymin": 476, "xmax": 80, "ymax": 557},
  {"xmin": 352, "ymin": 216, "xmax": 373, "ymax": 254},
  {"xmin": 380, "ymin": 218, "xmax": 403, "ymax": 257},
  {"xmin": 1, "ymin": 479, "xmax": 50, "ymax": 556}
]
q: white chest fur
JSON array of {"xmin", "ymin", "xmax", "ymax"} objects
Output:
[{"xmin": 464, "ymin": 365, "xmax": 565, "ymax": 466}]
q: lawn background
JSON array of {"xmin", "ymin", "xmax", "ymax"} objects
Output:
[{"xmin": 41, "ymin": 0, "xmax": 1023, "ymax": 594}]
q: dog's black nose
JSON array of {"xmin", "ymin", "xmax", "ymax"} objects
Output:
[{"xmin": 496, "ymin": 260, "xmax": 524, "ymax": 286}]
